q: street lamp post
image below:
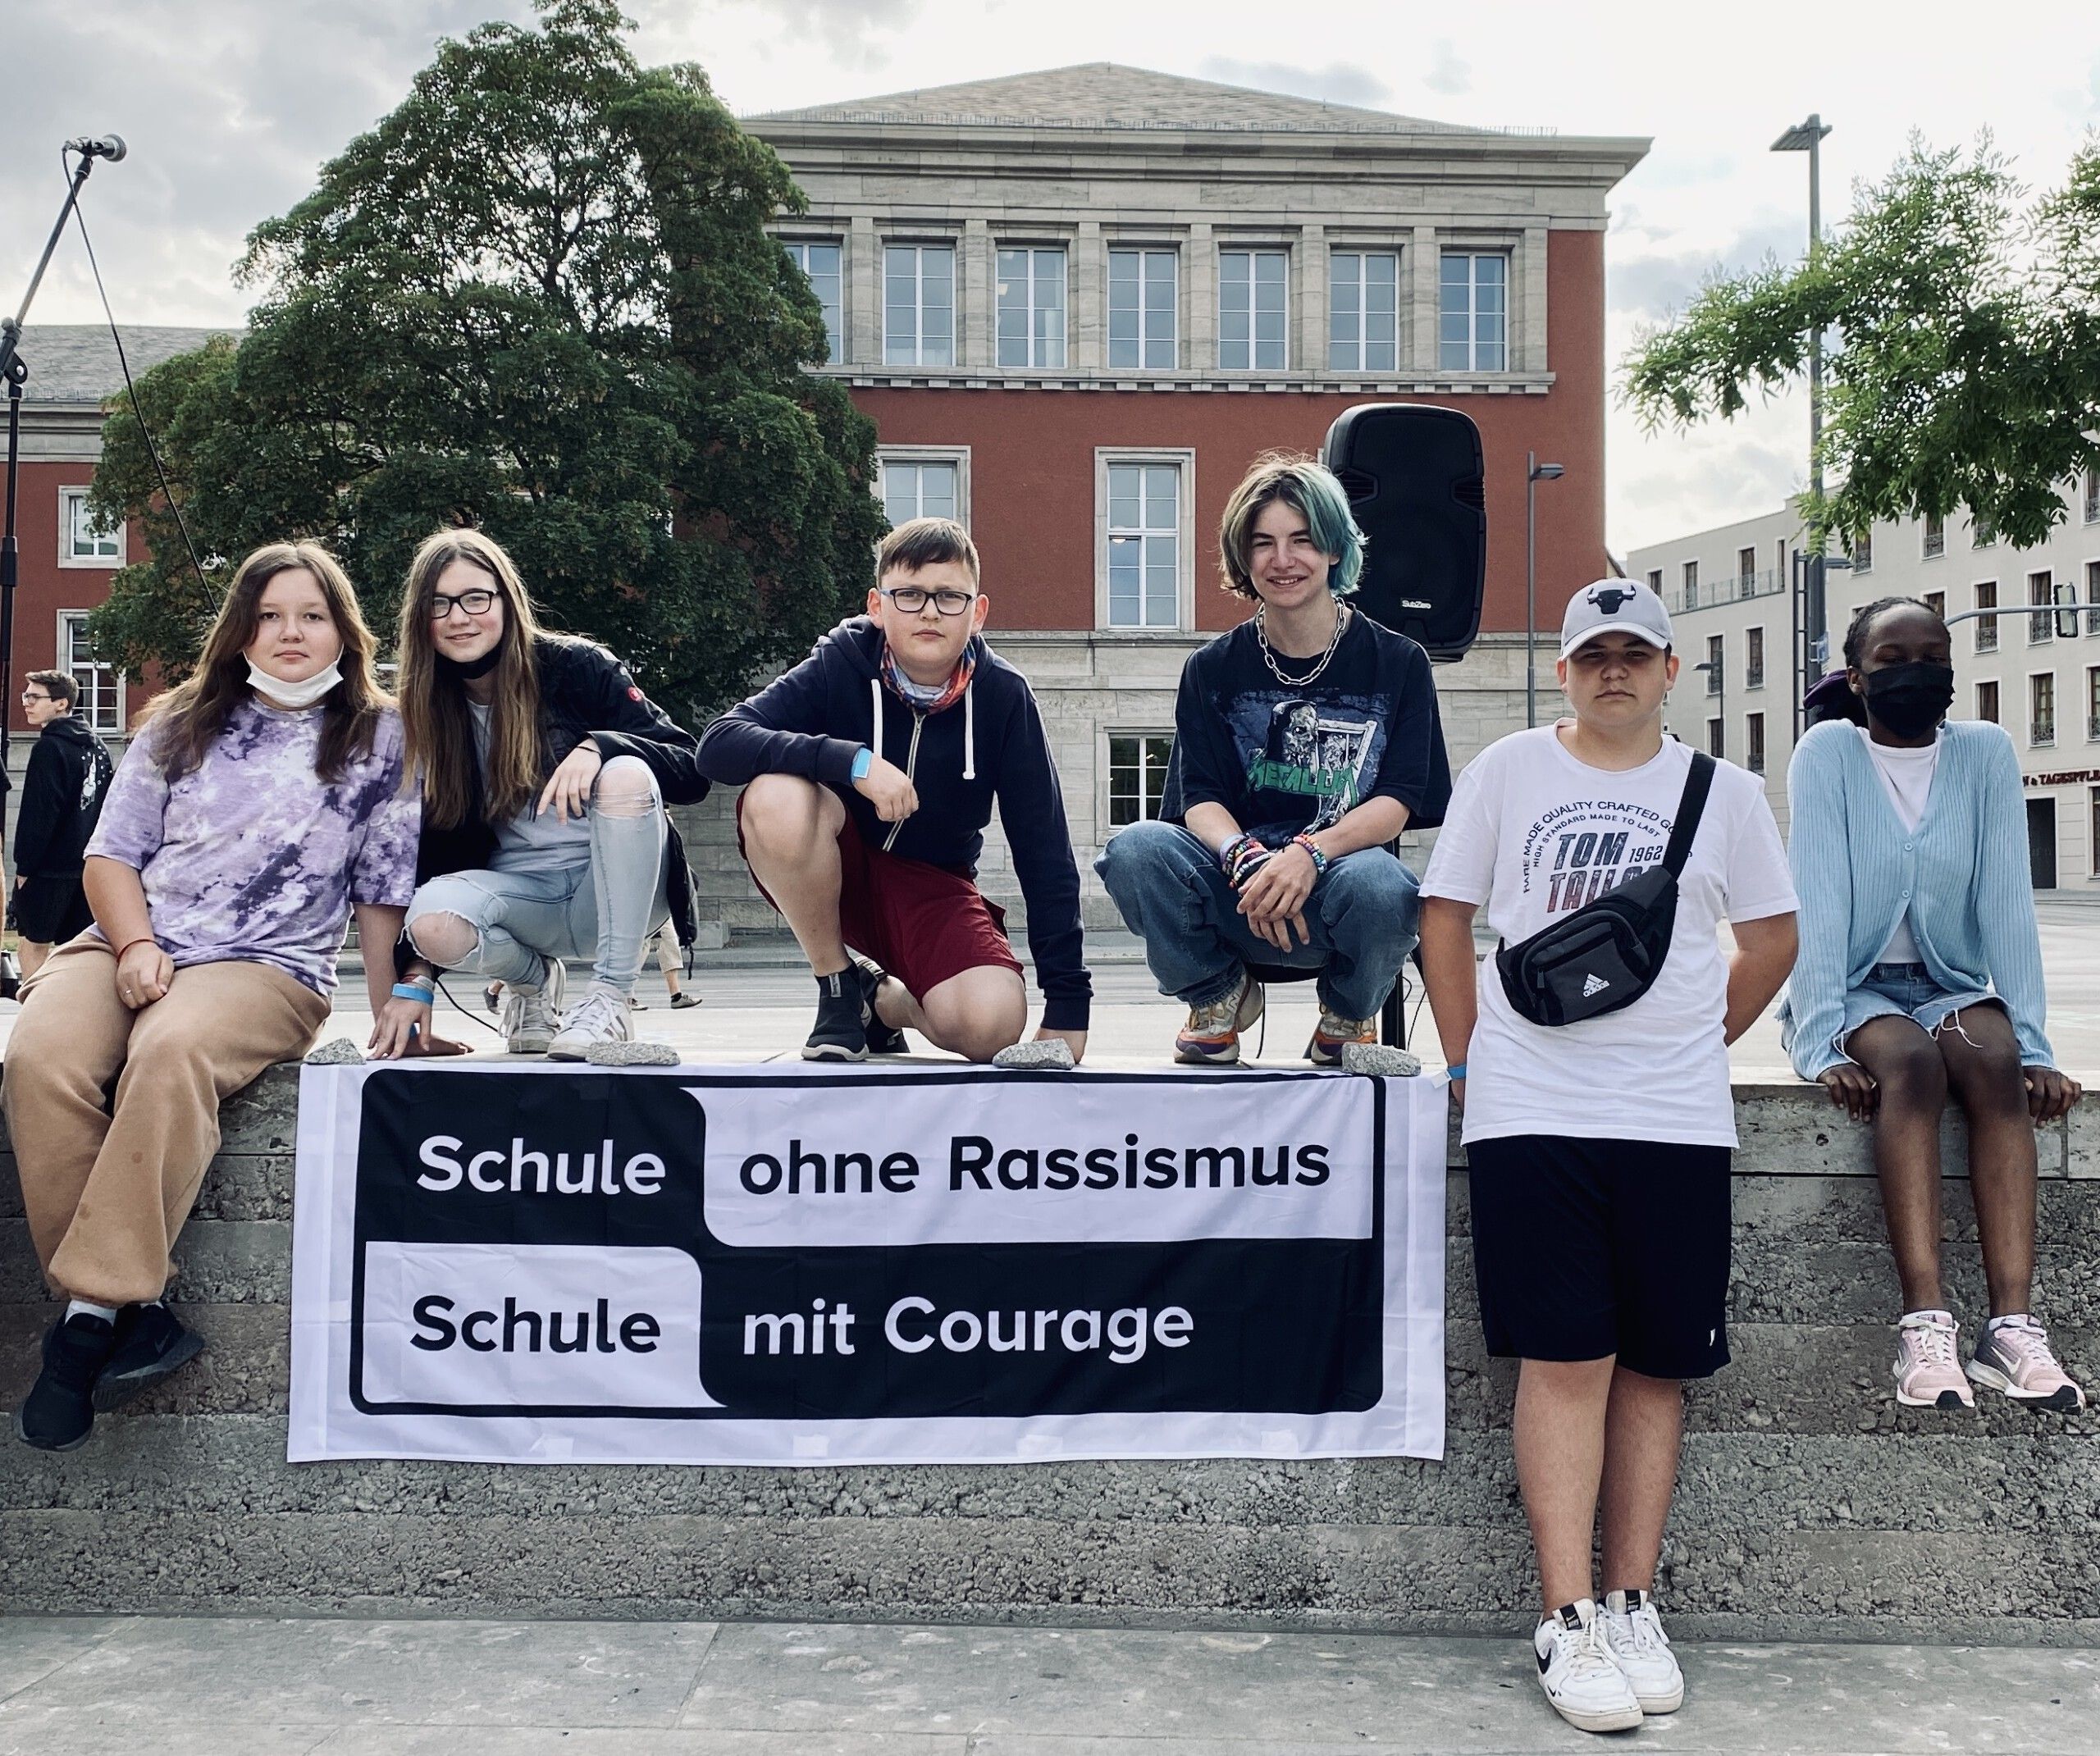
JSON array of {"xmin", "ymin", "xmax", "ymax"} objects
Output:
[
  {"xmin": 1525, "ymin": 451, "xmax": 1565, "ymax": 728},
  {"xmin": 1695, "ymin": 659, "xmax": 1725, "ymax": 759},
  {"xmin": 1774, "ymin": 113, "xmax": 1834, "ymax": 685}
]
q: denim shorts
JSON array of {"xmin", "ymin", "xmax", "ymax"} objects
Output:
[{"xmin": 1837, "ymin": 961, "xmax": 1998, "ymax": 1051}]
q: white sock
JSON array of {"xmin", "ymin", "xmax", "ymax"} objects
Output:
[{"xmin": 65, "ymin": 1298, "xmax": 119, "ymax": 1323}]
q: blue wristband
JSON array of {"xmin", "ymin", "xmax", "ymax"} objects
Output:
[
  {"xmin": 850, "ymin": 746, "xmax": 874, "ymax": 781},
  {"xmin": 1445, "ymin": 1062, "xmax": 1467, "ymax": 1081},
  {"xmin": 392, "ymin": 983, "xmax": 435, "ymax": 1005}
]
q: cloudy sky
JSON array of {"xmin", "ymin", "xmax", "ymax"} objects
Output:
[{"xmin": 6, "ymin": 0, "xmax": 2096, "ymax": 550}]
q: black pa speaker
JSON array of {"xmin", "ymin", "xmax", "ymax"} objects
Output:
[{"xmin": 1321, "ymin": 404, "xmax": 1486, "ymax": 662}]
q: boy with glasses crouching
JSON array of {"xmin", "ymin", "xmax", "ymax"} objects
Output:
[{"xmin": 698, "ymin": 518, "xmax": 1091, "ymax": 1065}]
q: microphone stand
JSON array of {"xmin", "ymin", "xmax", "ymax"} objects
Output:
[{"xmin": 0, "ymin": 148, "xmax": 103, "ymax": 848}]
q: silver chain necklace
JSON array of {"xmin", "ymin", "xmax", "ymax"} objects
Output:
[{"xmin": 1256, "ymin": 600, "xmax": 1349, "ymax": 687}]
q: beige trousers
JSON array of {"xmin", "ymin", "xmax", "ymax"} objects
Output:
[{"xmin": 3, "ymin": 939, "xmax": 328, "ymax": 1305}]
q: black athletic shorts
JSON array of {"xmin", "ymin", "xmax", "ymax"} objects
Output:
[
  {"xmin": 1466, "ymin": 1133, "xmax": 1732, "ymax": 1380},
  {"xmin": 13, "ymin": 872, "xmax": 91, "ymax": 946}
]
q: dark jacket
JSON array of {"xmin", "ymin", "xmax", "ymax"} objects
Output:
[
  {"xmin": 696, "ymin": 616, "xmax": 1093, "ymax": 1030},
  {"xmin": 413, "ymin": 635, "xmax": 710, "ymax": 945},
  {"xmin": 15, "ymin": 714, "xmax": 114, "ymax": 878}
]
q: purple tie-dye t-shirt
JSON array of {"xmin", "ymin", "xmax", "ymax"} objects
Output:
[{"xmin": 85, "ymin": 699, "xmax": 420, "ymax": 994}]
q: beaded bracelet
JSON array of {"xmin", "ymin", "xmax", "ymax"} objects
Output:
[
  {"xmin": 1290, "ymin": 832, "xmax": 1330, "ymax": 877},
  {"xmin": 1224, "ymin": 837, "xmax": 1271, "ymax": 891}
]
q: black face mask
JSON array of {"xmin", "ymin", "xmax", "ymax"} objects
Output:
[
  {"xmin": 1862, "ymin": 661, "xmax": 1954, "ymax": 738},
  {"xmin": 437, "ymin": 646, "xmax": 503, "ymax": 682}
]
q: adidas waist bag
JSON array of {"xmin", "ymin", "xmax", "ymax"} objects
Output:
[{"xmin": 1493, "ymin": 751, "xmax": 1715, "ymax": 1029}]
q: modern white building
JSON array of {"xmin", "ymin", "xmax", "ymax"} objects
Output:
[{"xmin": 1628, "ymin": 465, "xmax": 2100, "ymax": 888}]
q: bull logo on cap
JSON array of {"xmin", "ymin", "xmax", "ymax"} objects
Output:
[{"xmin": 1585, "ymin": 585, "xmax": 1637, "ymax": 614}]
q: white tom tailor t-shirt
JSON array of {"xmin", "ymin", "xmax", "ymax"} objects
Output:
[
  {"xmin": 1858, "ymin": 726, "xmax": 1939, "ymax": 965},
  {"xmin": 1421, "ymin": 726, "xmax": 1798, "ymax": 1149}
]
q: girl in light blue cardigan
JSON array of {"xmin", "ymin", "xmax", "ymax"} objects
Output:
[{"xmin": 1784, "ymin": 597, "xmax": 2083, "ymax": 1414}]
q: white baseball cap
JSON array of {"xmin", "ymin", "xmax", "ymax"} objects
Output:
[{"xmin": 1559, "ymin": 578, "xmax": 1673, "ymax": 659}]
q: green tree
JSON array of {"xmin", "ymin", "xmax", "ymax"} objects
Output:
[
  {"xmin": 1623, "ymin": 139, "xmax": 2100, "ymax": 550},
  {"xmin": 88, "ymin": 0, "xmax": 883, "ymax": 719}
]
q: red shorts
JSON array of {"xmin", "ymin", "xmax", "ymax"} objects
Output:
[{"xmin": 737, "ymin": 791, "xmax": 1023, "ymax": 1000}]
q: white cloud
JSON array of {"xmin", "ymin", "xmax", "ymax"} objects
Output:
[{"xmin": 1424, "ymin": 38, "xmax": 1470, "ymax": 97}]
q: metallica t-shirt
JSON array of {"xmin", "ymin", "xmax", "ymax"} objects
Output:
[
  {"xmin": 1422, "ymin": 725, "xmax": 1796, "ymax": 1148},
  {"xmin": 1167, "ymin": 610, "xmax": 1450, "ymax": 842}
]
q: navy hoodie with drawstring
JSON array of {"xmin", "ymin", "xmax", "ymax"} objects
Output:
[{"xmin": 696, "ymin": 617, "xmax": 1093, "ymax": 1030}]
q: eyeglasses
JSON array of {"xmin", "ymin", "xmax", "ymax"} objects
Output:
[
  {"xmin": 20, "ymin": 692, "xmax": 51, "ymax": 705},
  {"xmin": 428, "ymin": 590, "xmax": 500, "ymax": 619},
  {"xmin": 879, "ymin": 586, "xmax": 977, "ymax": 617}
]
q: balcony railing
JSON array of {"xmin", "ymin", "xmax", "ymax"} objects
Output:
[
  {"xmin": 1976, "ymin": 618, "xmax": 1999, "ymax": 653},
  {"xmin": 1668, "ymin": 568, "xmax": 1786, "ymax": 615},
  {"xmin": 2089, "ymin": 713, "xmax": 2100, "ymax": 741},
  {"xmin": 2032, "ymin": 718, "xmax": 2056, "ymax": 747},
  {"xmin": 1746, "ymin": 663, "xmax": 1765, "ymax": 690}
]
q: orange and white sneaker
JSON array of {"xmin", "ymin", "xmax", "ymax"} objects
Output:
[
  {"xmin": 1306, "ymin": 1007, "xmax": 1377, "ymax": 1067},
  {"xmin": 1967, "ymin": 1315, "xmax": 2087, "ymax": 1411},
  {"xmin": 1173, "ymin": 971, "xmax": 1262, "ymax": 1065},
  {"xmin": 1893, "ymin": 1310, "xmax": 1974, "ymax": 1410}
]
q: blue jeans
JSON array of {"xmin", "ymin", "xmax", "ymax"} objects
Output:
[
  {"xmin": 407, "ymin": 761, "xmax": 672, "ymax": 995},
  {"xmin": 1096, "ymin": 821, "xmax": 1420, "ymax": 1021}
]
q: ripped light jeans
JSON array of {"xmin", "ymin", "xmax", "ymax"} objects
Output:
[{"xmin": 407, "ymin": 755, "xmax": 672, "ymax": 996}]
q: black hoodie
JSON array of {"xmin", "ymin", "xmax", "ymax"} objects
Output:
[
  {"xmin": 697, "ymin": 617, "xmax": 1092, "ymax": 1030},
  {"xmin": 14, "ymin": 714, "xmax": 114, "ymax": 878}
]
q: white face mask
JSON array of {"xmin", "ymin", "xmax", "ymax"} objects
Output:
[{"xmin": 247, "ymin": 659, "xmax": 343, "ymax": 709}]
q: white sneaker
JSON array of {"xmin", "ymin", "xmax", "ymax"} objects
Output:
[
  {"xmin": 1533, "ymin": 1599, "xmax": 1644, "ymax": 1734},
  {"xmin": 500, "ymin": 959, "xmax": 567, "ymax": 1054},
  {"xmin": 548, "ymin": 988, "xmax": 633, "ymax": 1061},
  {"xmin": 1601, "ymin": 1588, "xmax": 1684, "ymax": 1714}
]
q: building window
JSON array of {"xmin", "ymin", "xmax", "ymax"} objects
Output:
[
  {"xmin": 876, "ymin": 451, "xmax": 966, "ymax": 528},
  {"xmin": 1099, "ymin": 454, "xmax": 1189, "ymax": 630},
  {"xmin": 1706, "ymin": 718, "xmax": 1724, "ymax": 759},
  {"xmin": 1923, "ymin": 591, "xmax": 1946, "ymax": 620},
  {"xmin": 1974, "ymin": 581, "xmax": 1998, "ymax": 652},
  {"xmin": 1704, "ymin": 633, "xmax": 1723, "ymax": 693},
  {"xmin": 2029, "ymin": 569, "xmax": 2056, "ymax": 645},
  {"xmin": 1737, "ymin": 547, "xmax": 1757, "ymax": 595},
  {"xmin": 60, "ymin": 488, "xmax": 121, "ymax": 567},
  {"xmin": 2031, "ymin": 673, "xmax": 2057, "ymax": 747},
  {"xmin": 780, "ymin": 240, "xmax": 842, "ymax": 363},
  {"xmin": 2087, "ymin": 559, "xmax": 2100, "ymax": 636},
  {"xmin": 1746, "ymin": 626, "xmax": 1764, "ymax": 690},
  {"xmin": 1682, "ymin": 559, "xmax": 1699, "ymax": 609},
  {"xmin": 1645, "ymin": 568, "xmax": 1662, "ymax": 594},
  {"xmin": 883, "ymin": 244, "xmax": 955, "ymax": 367},
  {"xmin": 59, "ymin": 610, "xmax": 123, "ymax": 734},
  {"xmin": 1107, "ymin": 733, "xmax": 1176, "ymax": 828},
  {"xmin": 1746, "ymin": 712, "xmax": 1766, "ymax": 775},
  {"xmin": 1219, "ymin": 249, "xmax": 1288, "ymax": 371},
  {"xmin": 1923, "ymin": 513, "xmax": 1945, "ymax": 559},
  {"xmin": 996, "ymin": 247, "xmax": 1066, "ymax": 369},
  {"xmin": 1850, "ymin": 528, "xmax": 1871, "ymax": 572},
  {"xmin": 1439, "ymin": 251, "xmax": 1507, "ymax": 372},
  {"xmin": 1975, "ymin": 679, "xmax": 1999, "ymax": 724},
  {"xmin": 2089, "ymin": 666, "xmax": 2100, "ymax": 742},
  {"xmin": 1973, "ymin": 513, "xmax": 1997, "ymax": 547},
  {"xmin": 1108, "ymin": 249, "xmax": 1176, "ymax": 370},
  {"xmin": 1329, "ymin": 250, "xmax": 1399, "ymax": 372},
  {"xmin": 2084, "ymin": 466, "xmax": 2099, "ymax": 524}
]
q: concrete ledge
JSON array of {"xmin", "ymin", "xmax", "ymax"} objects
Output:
[{"xmin": 2, "ymin": 1068, "xmax": 2094, "ymax": 1638}]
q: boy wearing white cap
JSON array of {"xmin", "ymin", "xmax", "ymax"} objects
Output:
[{"xmin": 1418, "ymin": 579, "xmax": 1798, "ymax": 1735}]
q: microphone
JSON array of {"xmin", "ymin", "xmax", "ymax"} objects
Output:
[{"xmin": 64, "ymin": 135, "xmax": 128, "ymax": 162}]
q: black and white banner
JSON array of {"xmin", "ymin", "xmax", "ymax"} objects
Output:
[{"xmin": 289, "ymin": 1064, "xmax": 1445, "ymax": 1466}]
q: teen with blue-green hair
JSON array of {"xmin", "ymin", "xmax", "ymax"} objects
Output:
[{"xmin": 1098, "ymin": 451, "xmax": 1449, "ymax": 1065}]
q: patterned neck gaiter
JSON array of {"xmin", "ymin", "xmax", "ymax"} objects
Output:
[{"xmin": 880, "ymin": 641, "xmax": 975, "ymax": 714}]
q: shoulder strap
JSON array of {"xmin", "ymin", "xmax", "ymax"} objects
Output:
[{"xmin": 1660, "ymin": 751, "xmax": 1717, "ymax": 879}]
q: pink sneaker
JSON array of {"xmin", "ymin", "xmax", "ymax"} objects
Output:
[
  {"xmin": 1893, "ymin": 1311, "xmax": 1974, "ymax": 1410},
  {"xmin": 1967, "ymin": 1316, "xmax": 2087, "ymax": 1412}
]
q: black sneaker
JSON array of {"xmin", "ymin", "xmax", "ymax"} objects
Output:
[
  {"xmin": 16, "ymin": 1311, "xmax": 119, "ymax": 1452},
  {"xmin": 94, "ymin": 1302, "xmax": 205, "ymax": 1412},
  {"xmin": 852, "ymin": 958, "xmax": 910, "ymax": 1056},
  {"xmin": 802, "ymin": 969, "xmax": 867, "ymax": 1060}
]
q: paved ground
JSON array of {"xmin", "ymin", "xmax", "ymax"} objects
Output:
[
  {"xmin": 87, "ymin": 895, "xmax": 2082, "ymax": 1079},
  {"xmin": 2, "ymin": 1615, "xmax": 2096, "ymax": 1755}
]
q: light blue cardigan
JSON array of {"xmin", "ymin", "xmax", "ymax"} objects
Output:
[{"xmin": 1783, "ymin": 718, "xmax": 2053, "ymax": 1079}]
